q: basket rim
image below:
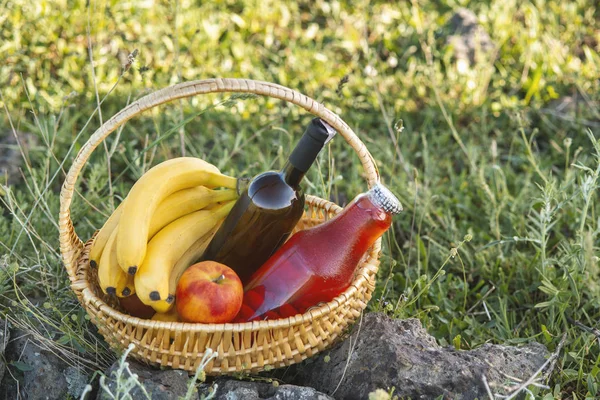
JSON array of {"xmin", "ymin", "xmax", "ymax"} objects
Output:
[{"xmin": 76, "ymin": 194, "xmax": 381, "ymax": 333}]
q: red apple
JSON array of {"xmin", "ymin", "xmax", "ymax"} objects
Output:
[{"xmin": 176, "ymin": 261, "xmax": 243, "ymax": 323}]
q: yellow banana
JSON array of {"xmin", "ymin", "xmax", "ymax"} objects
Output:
[
  {"xmin": 98, "ymin": 228, "xmax": 135, "ymax": 297},
  {"xmin": 124, "ymin": 274, "xmax": 136, "ymax": 297},
  {"xmin": 148, "ymin": 187, "xmax": 237, "ymax": 239},
  {"xmin": 151, "ymin": 222, "xmax": 222, "ymax": 314},
  {"xmin": 134, "ymin": 202, "xmax": 235, "ymax": 309},
  {"xmin": 151, "ymin": 308, "xmax": 180, "ymax": 322},
  {"xmin": 89, "ymin": 203, "xmax": 124, "ymax": 269},
  {"xmin": 116, "ymin": 157, "xmax": 238, "ymax": 275},
  {"xmin": 90, "ymin": 186, "xmax": 237, "ymax": 269}
]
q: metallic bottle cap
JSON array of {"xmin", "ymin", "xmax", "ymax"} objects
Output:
[{"xmin": 368, "ymin": 183, "xmax": 403, "ymax": 215}]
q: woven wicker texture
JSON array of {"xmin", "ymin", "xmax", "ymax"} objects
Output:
[{"xmin": 59, "ymin": 78, "xmax": 382, "ymax": 374}]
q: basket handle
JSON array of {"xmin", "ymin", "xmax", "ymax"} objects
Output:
[{"xmin": 59, "ymin": 78, "xmax": 381, "ymax": 284}]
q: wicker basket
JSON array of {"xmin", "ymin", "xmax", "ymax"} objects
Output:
[{"xmin": 59, "ymin": 78, "xmax": 382, "ymax": 375}]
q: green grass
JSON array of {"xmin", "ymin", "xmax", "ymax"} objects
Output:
[{"xmin": 1, "ymin": 0, "xmax": 599, "ymax": 398}]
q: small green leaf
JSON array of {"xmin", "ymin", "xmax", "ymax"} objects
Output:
[
  {"xmin": 541, "ymin": 325, "xmax": 552, "ymax": 344},
  {"xmin": 524, "ymin": 64, "xmax": 543, "ymax": 104},
  {"xmin": 535, "ymin": 301, "xmax": 553, "ymax": 309},
  {"xmin": 452, "ymin": 334, "xmax": 461, "ymax": 350},
  {"xmin": 11, "ymin": 361, "xmax": 34, "ymax": 372},
  {"xmin": 57, "ymin": 335, "xmax": 71, "ymax": 345},
  {"xmin": 417, "ymin": 235, "xmax": 428, "ymax": 267},
  {"xmin": 587, "ymin": 374, "xmax": 597, "ymax": 396},
  {"xmin": 539, "ymin": 278, "xmax": 560, "ymax": 296}
]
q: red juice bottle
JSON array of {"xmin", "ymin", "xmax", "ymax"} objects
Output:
[{"xmin": 234, "ymin": 183, "xmax": 402, "ymax": 322}]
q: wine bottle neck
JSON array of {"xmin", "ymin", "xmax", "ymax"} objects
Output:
[
  {"xmin": 286, "ymin": 118, "xmax": 332, "ymax": 179},
  {"xmin": 276, "ymin": 118, "xmax": 335, "ymax": 188},
  {"xmin": 281, "ymin": 161, "xmax": 305, "ymax": 187}
]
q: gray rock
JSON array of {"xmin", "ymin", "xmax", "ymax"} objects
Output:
[
  {"xmin": 65, "ymin": 366, "xmax": 90, "ymax": 399},
  {"xmin": 0, "ymin": 319, "xmax": 9, "ymax": 384},
  {"xmin": 446, "ymin": 8, "xmax": 495, "ymax": 66},
  {"xmin": 1, "ymin": 329, "xmax": 70, "ymax": 400},
  {"xmin": 275, "ymin": 313, "xmax": 549, "ymax": 400},
  {"xmin": 0, "ymin": 130, "xmax": 37, "ymax": 186},
  {"xmin": 97, "ymin": 359, "xmax": 189, "ymax": 400},
  {"xmin": 199, "ymin": 379, "xmax": 334, "ymax": 400}
]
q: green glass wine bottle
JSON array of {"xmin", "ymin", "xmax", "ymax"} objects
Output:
[{"xmin": 200, "ymin": 118, "xmax": 335, "ymax": 284}]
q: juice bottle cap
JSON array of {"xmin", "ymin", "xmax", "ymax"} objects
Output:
[{"xmin": 368, "ymin": 183, "xmax": 403, "ymax": 215}]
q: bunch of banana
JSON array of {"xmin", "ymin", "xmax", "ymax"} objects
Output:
[{"xmin": 89, "ymin": 157, "xmax": 240, "ymax": 313}]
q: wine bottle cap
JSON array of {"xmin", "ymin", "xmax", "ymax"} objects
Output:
[
  {"xmin": 289, "ymin": 118, "xmax": 336, "ymax": 172},
  {"xmin": 320, "ymin": 120, "xmax": 337, "ymax": 144},
  {"xmin": 368, "ymin": 183, "xmax": 403, "ymax": 215}
]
